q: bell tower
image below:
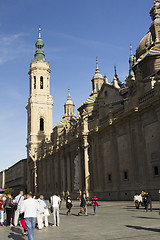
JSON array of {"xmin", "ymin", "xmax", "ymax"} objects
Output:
[
  {"xmin": 150, "ymin": 0, "xmax": 160, "ymax": 43},
  {"xmin": 26, "ymin": 28, "xmax": 53, "ymax": 193}
]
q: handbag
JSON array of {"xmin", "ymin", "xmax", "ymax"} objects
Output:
[{"xmin": 44, "ymin": 208, "xmax": 50, "ymax": 216}]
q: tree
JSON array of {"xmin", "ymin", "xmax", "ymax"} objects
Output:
[{"xmin": 5, "ymin": 188, "xmax": 14, "ymax": 195}]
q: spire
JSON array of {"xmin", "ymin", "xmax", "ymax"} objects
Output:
[
  {"xmin": 96, "ymin": 57, "xmax": 100, "ymax": 73},
  {"xmin": 67, "ymin": 88, "xmax": 71, "ymax": 100},
  {"xmin": 63, "ymin": 89, "xmax": 75, "ymax": 119},
  {"xmin": 38, "ymin": 26, "xmax": 41, "ymax": 38},
  {"xmin": 129, "ymin": 45, "xmax": 134, "ymax": 77},
  {"xmin": 34, "ymin": 27, "xmax": 46, "ymax": 62},
  {"xmin": 114, "ymin": 65, "xmax": 118, "ymax": 79},
  {"xmin": 112, "ymin": 65, "xmax": 120, "ymax": 89},
  {"xmin": 65, "ymin": 88, "xmax": 73, "ymax": 105},
  {"xmin": 92, "ymin": 57, "xmax": 103, "ymax": 79}
]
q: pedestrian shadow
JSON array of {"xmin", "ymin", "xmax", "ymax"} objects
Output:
[
  {"xmin": 7, "ymin": 227, "xmax": 25, "ymax": 240},
  {"xmin": 126, "ymin": 225, "xmax": 160, "ymax": 233},
  {"xmin": 10, "ymin": 227, "xmax": 23, "ymax": 234},
  {"xmin": 8, "ymin": 232, "xmax": 25, "ymax": 240},
  {"xmin": 133, "ymin": 216, "xmax": 160, "ymax": 220}
]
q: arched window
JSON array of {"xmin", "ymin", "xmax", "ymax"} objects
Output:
[
  {"xmin": 40, "ymin": 76, "xmax": 43, "ymax": 89},
  {"xmin": 96, "ymin": 83, "xmax": 99, "ymax": 91},
  {"xmin": 34, "ymin": 76, "xmax": 36, "ymax": 89},
  {"xmin": 40, "ymin": 118, "xmax": 44, "ymax": 131}
]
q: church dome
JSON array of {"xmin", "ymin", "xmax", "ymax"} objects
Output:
[{"xmin": 136, "ymin": 31, "xmax": 153, "ymax": 60}]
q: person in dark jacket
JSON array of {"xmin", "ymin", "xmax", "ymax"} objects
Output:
[
  {"xmin": 66, "ymin": 195, "xmax": 72, "ymax": 215},
  {"xmin": 4, "ymin": 194, "xmax": 14, "ymax": 226},
  {"xmin": 78, "ymin": 193, "xmax": 87, "ymax": 216},
  {"xmin": 146, "ymin": 192, "xmax": 152, "ymax": 212}
]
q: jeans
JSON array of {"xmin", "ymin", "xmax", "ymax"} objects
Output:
[
  {"xmin": 93, "ymin": 205, "xmax": 97, "ymax": 215},
  {"xmin": 25, "ymin": 217, "xmax": 36, "ymax": 240}
]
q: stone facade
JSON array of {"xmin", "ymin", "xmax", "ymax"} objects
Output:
[
  {"xmin": 27, "ymin": 1, "xmax": 160, "ymax": 200},
  {"xmin": 0, "ymin": 159, "xmax": 27, "ymax": 196}
]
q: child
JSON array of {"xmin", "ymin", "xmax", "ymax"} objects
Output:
[{"xmin": 92, "ymin": 196, "xmax": 98, "ymax": 215}]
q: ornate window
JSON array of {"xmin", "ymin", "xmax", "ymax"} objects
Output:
[
  {"xmin": 40, "ymin": 76, "xmax": 43, "ymax": 89},
  {"xmin": 40, "ymin": 118, "xmax": 44, "ymax": 131}
]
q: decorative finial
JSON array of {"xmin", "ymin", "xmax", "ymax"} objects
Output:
[
  {"xmin": 68, "ymin": 88, "xmax": 71, "ymax": 99},
  {"xmin": 130, "ymin": 44, "xmax": 133, "ymax": 55},
  {"xmin": 104, "ymin": 74, "xmax": 108, "ymax": 83},
  {"xmin": 114, "ymin": 64, "xmax": 117, "ymax": 78},
  {"xmin": 96, "ymin": 57, "xmax": 99, "ymax": 71},
  {"xmin": 38, "ymin": 26, "xmax": 41, "ymax": 38}
]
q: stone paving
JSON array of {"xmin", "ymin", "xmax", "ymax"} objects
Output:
[{"xmin": 1, "ymin": 201, "xmax": 160, "ymax": 240}]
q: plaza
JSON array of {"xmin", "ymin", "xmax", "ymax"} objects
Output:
[{"xmin": 0, "ymin": 201, "xmax": 160, "ymax": 240}]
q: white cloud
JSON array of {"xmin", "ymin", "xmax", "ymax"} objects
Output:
[{"xmin": 0, "ymin": 33, "xmax": 32, "ymax": 64}]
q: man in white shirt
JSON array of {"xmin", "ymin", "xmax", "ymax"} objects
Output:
[
  {"xmin": 13, "ymin": 190, "xmax": 24, "ymax": 226},
  {"xmin": 20, "ymin": 192, "xmax": 39, "ymax": 240},
  {"xmin": 50, "ymin": 194, "xmax": 61, "ymax": 227}
]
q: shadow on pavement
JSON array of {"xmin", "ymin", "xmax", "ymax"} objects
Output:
[
  {"xmin": 8, "ymin": 232, "xmax": 26, "ymax": 240},
  {"xmin": 8, "ymin": 227, "xmax": 26, "ymax": 240},
  {"xmin": 133, "ymin": 216, "xmax": 160, "ymax": 220},
  {"xmin": 126, "ymin": 225, "xmax": 160, "ymax": 233}
]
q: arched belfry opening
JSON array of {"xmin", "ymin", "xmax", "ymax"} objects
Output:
[{"xmin": 40, "ymin": 118, "xmax": 44, "ymax": 131}]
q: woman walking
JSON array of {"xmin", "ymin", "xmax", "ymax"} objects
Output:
[{"xmin": 4, "ymin": 194, "xmax": 14, "ymax": 226}]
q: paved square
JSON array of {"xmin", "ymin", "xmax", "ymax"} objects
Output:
[{"xmin": 1, "ymin": 201, "xmax": 160, "ymax": 239}]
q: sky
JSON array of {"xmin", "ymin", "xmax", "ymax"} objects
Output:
[{"xmin": 0, "ymin": 0, "xmax": 153, "ymax": 171}]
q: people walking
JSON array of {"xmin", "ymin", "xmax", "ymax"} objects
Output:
[
  {"xmin": 36, "ymin": 195, "xmax": 47, "ymax": 230},
  {"xmin": 41, "ymin": 195, "xmax": 50, "ymax": 227},
  {"xmin": 13, "ymin": 190, "xmax": 24, "ymax": 226},
  {"xmin": 4, "ymin": 194, "xmax": 14, "ymax": 226},
  {"xmin": 66, "ymin": 195, "xmax": 72, "ymax": 215},
  {"xmin": 146, "ymin": 192, "xmax": 152, "ymax": 212},
  {"xmin": 20, "ymin": 192, "xmax": 40, "ymax": 240},
  {"xmin": 50, "ymin": 194, "xmax": 61, "ymax": 227},
  {"xmin": 0, "ymin": 195, "xmax": 4, "ymax": 226},
  {"xmin": 92, "ymin": 195, "xmax": 98, "ymax": 215},
  {"xmin": 78, "ymin": 193, "xmax": 88, "ymax": 216}
]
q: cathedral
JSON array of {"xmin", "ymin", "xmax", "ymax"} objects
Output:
[{"xmin": 26, "ymin": 1, "xmax": 160, "ymax": 200}]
